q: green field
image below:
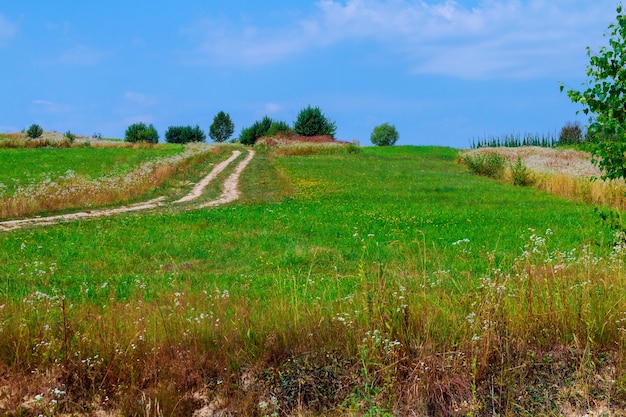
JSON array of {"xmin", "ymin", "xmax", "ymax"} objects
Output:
[
  {"xmin": 0, "ymin": 145, "xmax": 624, "ymax": 416},
  {"xmin": 0, "ymin": 145, "xmax": 183, "ymax": 196}
]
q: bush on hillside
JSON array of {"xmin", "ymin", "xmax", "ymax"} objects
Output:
[
  {"xmin": 370, "ymin": 123, "xmax": 399, "ymax": 146},
  {"xmin": 461, "ymin": 152, "xmax": 506, "ymax": 179},
  {"xmin": 293, "ymin": 106, "xmax": 337, "ymax": 138},
  {"xmin": 64, "ymin": 130, "xmax": 76, "ymax": 143},
  {"xmin": 239, "ymin": 116, "xmax": 273, "ymax": 145},
  {"xmin": 558, "ymin": 122, "xmax": 583, "ymax": 146},
  {"xmin": 209, "ymin": 111, "xmax": 235, "ymax": 143},
  {"xmin": 266, "ymin": 120, "xmax": 294, "ymax": 137},
  {"xmin": 125, "ymin": 122, "xmax": 159, "ymax": 144},
  {"xmin": 26, "ymin": 124, "xmax": 43, "ymax": 139},
  {"xmin": 165, "ymin": 125, "xmax": 206, "ymax": 144}
]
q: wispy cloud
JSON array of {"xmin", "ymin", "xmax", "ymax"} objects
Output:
[
  {"xmin": 124, "ymin": 91, "xmax": 158, "ymax": 106},
  {"xmin": 185, "ymin": 0, "xmax": 615, "ymax": 79},
  {"xmin": 59, "ymin": 44, "xmax": 110, "ymax": 66},
  {"xmin": 0, "ymin": 13, "xmax": 17, "ymax": 45},
  {"xmin": 31, "ymin": 99, "xmax": 72, "ymax": 114}
]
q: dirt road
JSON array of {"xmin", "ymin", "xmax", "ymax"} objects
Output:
[{"xmin": 0, "ymin": 149, "xmax": 254, "ymax": 232}]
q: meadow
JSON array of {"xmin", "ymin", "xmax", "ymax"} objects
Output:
[{"xmin": 0, "ymin": 143, "xmax": 625, "ymax": 416}]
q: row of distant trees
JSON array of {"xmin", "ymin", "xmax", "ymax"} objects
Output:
[
  {"xmin": 124, "ymin": 106, "xmax": 400, "ymax": 146},
  {"xmin": 125, "ymin": 111, "xmax": 235, "ymax": 144}
]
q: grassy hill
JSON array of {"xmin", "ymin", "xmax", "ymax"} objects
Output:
[{"xmin": 0, "ymin": 144, "xmax": 624, "ymax": 416}]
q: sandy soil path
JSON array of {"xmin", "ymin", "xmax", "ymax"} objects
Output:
[{"xmin": 0, "ymin": 149, "xmax": 254, "ymax": 232}]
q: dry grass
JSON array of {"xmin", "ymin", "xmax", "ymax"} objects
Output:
[
  {"xmin": 0, "ymin": 143, "xmax": 221, "ymax": 219},
  {"xmin": 460, "ymin": 146, "xmax": 626, "ymax": 209},
  {"xmin": 0, "ymin": 131, "xmax": 157, "ymax": 149}
]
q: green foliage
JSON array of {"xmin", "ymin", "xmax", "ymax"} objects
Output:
[
  {"xmin": 558, "ymin": 122, "xmax": 583, "ymax": 146},
  {"xmin": 266, "ymin": 120, "xmax": 294, "ymax": 137},
  {"xmin": 370, "ymin": 123, "xmax": 399, "ymax": 146},
  {"xmin": 564, "ymin": 5, "xmax": 626, "ymax": 180},
  {"xmin": 125, "ymin": 122, "xmax": 159, "ymax": 144},
  {"xmin": 165, "ymin": 125, "xmax": 206, "ymax": 144},
  {"xmin": 239, "ymin": 116, "xmax": 273, "ymax": 145},
  {"xmin": 461, "ymin": 152, "xmax": 506, "ymax": 179},
  {"xmin": 510, "ymin": 157, "xmax": 534, "ymax": 186},
  {"xmin": 64, "ymin": 130, "xmax": 76, "ymax": 143},
  {"xmin": 471, "ymin": 132, "xmax": 558, "ymax": 148},
  {"xmin": 209, "ymin": 111, "xmax": 235, "ymax": 143},
  {"xmin": 26, "ymin": 124, "xmax": 43, "ymax": 139},
  {"xmin": 293, "ymin": 105, "xmax": 337, "ymax": 138}
]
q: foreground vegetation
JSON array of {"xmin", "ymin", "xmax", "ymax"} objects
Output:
[{"xmin": 0, "ymin": 145, "xmax": 625, "ymax": 416}]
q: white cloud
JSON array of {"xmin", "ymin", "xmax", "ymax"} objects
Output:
[
  {"xmin": 0, "ymin": 14, "xmax": 17, "ymax": 45},
  {"xmin": 264, "ymin": 102, "xmax": 283, "ymax": 114},
  {"xmin": 31, "ymin": 99, "xmax": 71, "ymax": 114},
  {"xmin": 59, "ymin": 44, "xmax": 110, "ymax": 66},
  {"xmin": 124, "ymin": 91, "xmax": 158, "ymax": 106},
  {"xmin": 185, "ymin": 0, "xmax": 616, "ymax": 79}
]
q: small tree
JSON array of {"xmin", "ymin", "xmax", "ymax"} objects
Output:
[
  {"xmin": 26, "ymin": 124, "xmax": 43, "ymax": 139},
  {"xmin": 558, "ymin": 122, "xmax": 583, "ymax": 146},
  {"xmin": 293, "ymin": 106, "xmax": 337, "ymax": 138},
  {"xmin": 564, "ymin": 4, "xmax": 626, "ymax": 179},
  {"xmin": 370, "ymin": 123, "xmax": 399, "ymax": 146},
  {"xmin": 209, "ymin": 111, "xmax": 235, "ymax": 143},
  {"xmin": 165, "ymin": 125, "xmax": 206, "ymax": 144},
  {"xmin": 125, "ymin": 122, "xmax": 159, "ymax": 143}
]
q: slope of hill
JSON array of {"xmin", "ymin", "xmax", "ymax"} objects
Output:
[{"xmin": 0, "ymin": 145, "xmax": 623, "ymax": 416}]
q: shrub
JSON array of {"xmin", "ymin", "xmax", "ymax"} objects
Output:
[
  {"xmin": 125, "ymin": 122, "xmax": 159, "ymax": 143},
  {"xmin": 64, "ymin": 130, "xmax": 76, "ymax": 143},
  {"xmin": 92, "ymin": 132, "xmax": 103, "ymax": 139},
  {"xmin": 26, "ymin": 124, "xmax": 43, "ymax": 139},
  {"xmin": 266, "ymin": 120, "xmax": 294, "ymax": 137},
  {"xmin": 239, "ymin": 116, "xmax": 273, "ymax": 145},
  {"xmin": 370, "ymin": 123, "xmax": 399, "ymax": 146},
  {"xmin": 209, "ymin": 111, "xmax": 235, "ymax": 143},
  {"xmin": 293, "ymin": 106, "xmax": 337, "ymax": 138},
  {"xmin": 165, "ymin": 125, "xmax": 206, "ymax": 144},
  {"xmin": 461, "ymin": 152, "xmax": 506, "ymax": 179},
  {"xmin": 558, "ymin": 122, "xmax": 583, "ymax": 146},
  {"xmin": 510, "ymin": 157, "xmax": 534, "ymax": 186}
]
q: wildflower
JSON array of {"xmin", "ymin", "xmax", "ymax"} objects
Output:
[{"xmin": 452, "ymin": 238, "xmax": 470, "ymax": 245}]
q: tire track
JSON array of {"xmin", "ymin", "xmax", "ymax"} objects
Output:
[{"xmin": 0, "ymin": 149, "xmax": 254, "ymax": 232}]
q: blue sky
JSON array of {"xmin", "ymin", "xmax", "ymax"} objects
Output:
[{"xmin": 0, "ymin": 1, "xmax": 618, "ymax": 148}]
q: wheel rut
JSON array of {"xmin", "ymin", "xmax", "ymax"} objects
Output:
[{"xmin": 0, "ymin": 149, "xmax": 255, "ymax": 232}]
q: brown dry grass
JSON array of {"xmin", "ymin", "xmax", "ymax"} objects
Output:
[
  {"xmin": 0, "ymin": 144, "xmax": 223, "ymax": 219},
  {"xmin": 461, "ymin": 146, "xmax": 626, "ymax": 209}
]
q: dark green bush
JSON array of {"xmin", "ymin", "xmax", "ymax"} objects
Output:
[
  {"xmin": 558, "ymin": 122, "xmax": 583, "ymax": 145},
  {"xmin": 26, "ymin": 124, "xmax": 43, "ymax": 139},
  {"xmin": 266, "ymin": 120, "xmax": 294, "ymax": 137},
  {"xmin": 370, "ymin": 123, "xmax": 399, "ymax": 146},
  {"xmin": 165, "ymin": 125, "xmax": 206, "ymax": 144},
  {"xmin": 209, "ymin": 111, "xmax": 235, "ymax": 143},
  {"xmin": 239, "ymin": 116, "xmax": 273, "ymax": 145},
  {"xmin": 293, "ymin": 106, "xmax": 336, "ymax": 138},
  {"xmin": 125, "ymin": 122, "xmax": 159, "ymax": 143}
]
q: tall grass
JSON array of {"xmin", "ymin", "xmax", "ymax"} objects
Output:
[
  {"xmin": 461, "ymin": 147, "xmax": 626, "ymax": 209},
  {"xmin": 0, "ymin": 143, "xmax": 223, "ymax": 219},
  {"xmin": 0, "ymin": 146, "xmax": 624, "ymax": 415}
]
